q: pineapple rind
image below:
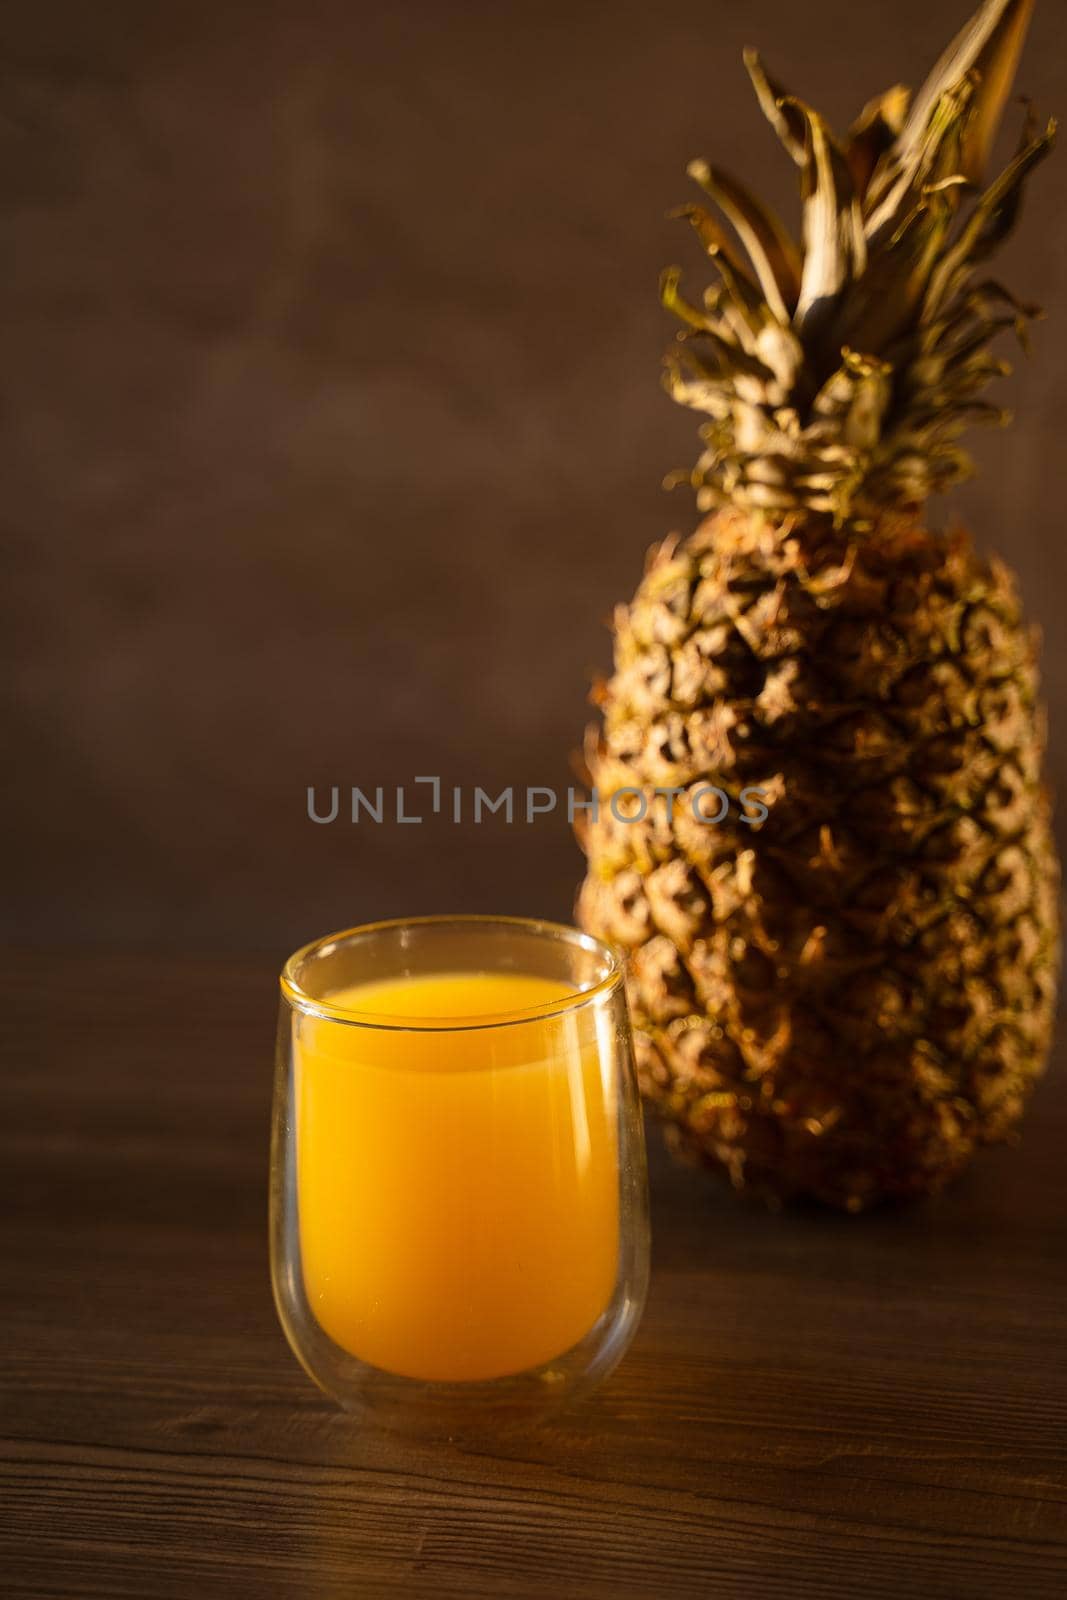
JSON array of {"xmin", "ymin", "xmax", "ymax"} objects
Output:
[{"xmin": 579, "ymin": 510, "xmax": 1058, "ymax": 1209}]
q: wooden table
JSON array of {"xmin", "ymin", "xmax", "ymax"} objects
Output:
[{"xmin": 4, "ymin": 949, "xmax": 1066, "ymax": 1599}]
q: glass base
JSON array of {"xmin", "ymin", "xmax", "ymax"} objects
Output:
[{"xmin": 273, "ymin": 1245, "xmax": 647, "ymax": 1437}]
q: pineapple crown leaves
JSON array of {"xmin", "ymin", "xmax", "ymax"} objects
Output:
[{"xmin": 663, "ymin": 0, "xmax": 1056, "ymax": 525}]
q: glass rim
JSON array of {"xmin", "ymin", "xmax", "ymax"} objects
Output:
[{"xmin": 279, "ymin": 914, "xmax": 625, "ymax": 1032}]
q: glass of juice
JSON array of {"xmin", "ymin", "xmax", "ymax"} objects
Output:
[{"xmin": 270, "ymin": 915, "xmax": 650, "ymax": 1431}]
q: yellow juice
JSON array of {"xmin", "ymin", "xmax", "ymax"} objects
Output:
[{"xmin": 294, "ymin": 972, "xmax": 620, "ymax": 1382}]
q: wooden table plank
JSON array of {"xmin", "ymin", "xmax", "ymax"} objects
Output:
[{"xmin": 2, "ymin": 949, "xmax": 1065, "ymax": 1599}]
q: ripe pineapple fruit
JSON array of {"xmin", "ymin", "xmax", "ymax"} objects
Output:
[{"xmin": 578, "ymin": 0, "xmax": 1060, "ymax": 1210}]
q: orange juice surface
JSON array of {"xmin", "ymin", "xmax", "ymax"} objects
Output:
[{"xmin": 294, "ymin": 972, "xmax": 619, "ymax": 1381}]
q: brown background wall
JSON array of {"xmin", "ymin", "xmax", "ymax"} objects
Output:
[{"xmin": 4, "ymin": 0, "xmax": 1067, "ymax": 953}]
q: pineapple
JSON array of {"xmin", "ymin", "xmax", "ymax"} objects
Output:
[{"xmin": 578, "ymin": 0, "xmax": 1060, "ymax": 1210}]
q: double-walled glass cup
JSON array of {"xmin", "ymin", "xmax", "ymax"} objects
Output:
[{"xmin": 270, "ymin": 916, "xmax": 649, "ymax": 1430}]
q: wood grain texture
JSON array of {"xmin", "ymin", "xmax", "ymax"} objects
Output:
[{"xmin": 2, "ymin": 948, "xmax": 1065, "ymax": 1599}]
